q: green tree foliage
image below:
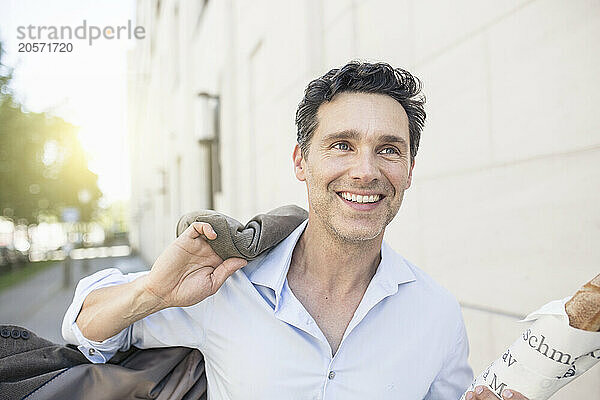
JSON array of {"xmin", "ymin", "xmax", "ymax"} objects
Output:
[{"xmin": 0, "ymin": 41, "xmax": 102, "ymax": 223}]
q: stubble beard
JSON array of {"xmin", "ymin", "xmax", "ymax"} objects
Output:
[
  {"xmin": 304, "ymin": 162, "xmax": 405, "ymax": 244},
  {"xmin": 310, "ymin": 185, "xmax": 404, "ymax": 244}
]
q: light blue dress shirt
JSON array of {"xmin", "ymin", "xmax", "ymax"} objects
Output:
[{"xmin": 62, "ymin": 220, "xmax": 473, "ymax": 399}]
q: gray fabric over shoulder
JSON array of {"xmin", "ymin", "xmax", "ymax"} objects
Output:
[{"xmin": 176, "ymin": 205, "xmax": 308, "ymax": 260}]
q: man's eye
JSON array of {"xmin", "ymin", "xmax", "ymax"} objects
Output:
[
  {"xmin": 380, "ymin": 147, "xmax": 400, "ymax": 155},
  {"xmin": 332, "ymin": 142, "xmax": 350, "ymax": 151}
]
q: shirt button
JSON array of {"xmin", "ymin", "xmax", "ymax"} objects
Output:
[
  {"xmin": 88, "ymin": 348, "xmax": 96, "ymax": 356},
  {"xmin": 328, "ymin": 371, "xmax": 336, "ymax": 380}
]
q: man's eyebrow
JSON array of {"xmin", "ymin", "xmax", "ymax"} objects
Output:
[
  {"xmin": 321, "ymin": 130, "xmax": 408, "ymax": 148},
  {"xmin": 378, "ymin": 134, "xmax": 408, "ymax": 148},
  {"xmin": 321, "ymin": 130, "xmax": 361, "ymax": 143}
]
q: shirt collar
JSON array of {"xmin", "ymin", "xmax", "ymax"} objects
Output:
[
  {"xmin": 248, "ymin": 219, "xmax": 307, "ymax": 303},
  {"xmin": 375, "ymin": 240, "xmax": 417, "ymax": 295},
  {"xmin": 248, "ymin": 219, "xmax": 417, "ymax": 308}
]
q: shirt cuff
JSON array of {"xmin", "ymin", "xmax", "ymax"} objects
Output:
[
  {"xmin": 71, "ymin": 318, "xmax": 127, "ymax": 363},
  {"xmin": 61, "ymin": 267, "xmax": 150, "ymax": 363}
]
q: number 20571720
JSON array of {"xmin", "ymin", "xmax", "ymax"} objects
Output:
[{"xmin": 18, "ymin": 42, "xmax": 73, "ymax": 52}]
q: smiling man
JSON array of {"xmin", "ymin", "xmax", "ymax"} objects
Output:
[
  {"xmin": 63, "ymin": 62, "xmax": 528, "ymax": 399},
  {"xmin": 288, "ymin": 89, "xmax": 418, "ymax": 358}
]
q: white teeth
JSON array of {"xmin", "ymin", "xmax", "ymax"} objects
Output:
[{"xmin": 339, "ymin": 192, "xmax": 381, "ymax": 203}]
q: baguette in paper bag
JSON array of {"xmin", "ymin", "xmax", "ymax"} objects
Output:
[{"xmin": 460, "ymin": 274, "xmax": 600, "ymax": 400}]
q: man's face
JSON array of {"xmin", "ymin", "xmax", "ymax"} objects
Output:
[{"xmin": 293, "ymin": 92, "xmax": 415, "ymax": 242}]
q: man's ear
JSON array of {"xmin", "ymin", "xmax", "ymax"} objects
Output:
[
  {"xmin": 292, "ymin": 144, "xmax": 306, "ymax": 182},
  {"xmin": 406, "ymin": 158, "xmax": 415, "ymax": 189}
]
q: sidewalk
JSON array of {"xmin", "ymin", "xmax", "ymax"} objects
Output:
[{"xmin": 0, "ymin": 254, "xmax": 147, "ymax": 344}]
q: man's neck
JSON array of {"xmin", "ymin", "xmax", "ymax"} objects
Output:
[{"xmin": 288, "ymin": 216, "xmax": 383, "ymax": 297}]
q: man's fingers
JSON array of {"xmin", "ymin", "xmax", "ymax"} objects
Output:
[
  {"xmin": 467, "ymin": 386, "xmax": 500, "ymax": 400},
  {"xmin": 211, "ymin": 257, "xmax": 248, "ymax": 290},
  {"xmin": 465, "ymin": 386, "xmax": 529, "ymax": 400},
  {"xmin": 501, "ymin": 389, "xmax": 528, "ymax": 399},
  {"xmin": 187, "ymin": 222, "xmax": 217, "ymax": 240},
  {"xmin": 466, "ymin": 386, "xmax": 529, "ymax": 400}
]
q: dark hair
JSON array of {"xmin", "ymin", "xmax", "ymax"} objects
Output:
[{"xmin": 295, "ymin": 61, "xmax": 426, "ymax": 160}]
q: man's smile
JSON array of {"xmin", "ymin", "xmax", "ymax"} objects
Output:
[{"xmin": 336, "ymin": 191, "xmax": 386, "ymax": 210}]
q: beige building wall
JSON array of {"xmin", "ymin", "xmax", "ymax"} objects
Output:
[{"xmin": 128, "ymin": 0, "xmax": 600, "ymax": 397}]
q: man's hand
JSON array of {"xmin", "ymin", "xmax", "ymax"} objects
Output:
[
  {"xmin": 465, "ymin": 386, "xmax": 529, "ymax": 400},
  {"xmin": 75, "ymin": 222, "xmax": 247, "ymax": 342},
  {"xmin": 141, "ymin": 222, "xmax": 248, "ymax": 308}
]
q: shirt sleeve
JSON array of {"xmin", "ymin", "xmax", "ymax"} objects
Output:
[
  {"xmin": 424, "ymin": 316, "xmax": 474, "ymax": 400},
  {"xmin": 61, "ymin": 267, "xmax": 211, "ymax": 364}
]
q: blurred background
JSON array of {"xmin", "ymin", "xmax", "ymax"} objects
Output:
[{"xmin": 1, "ymin": 0, "xmax": 599, "ymax": 397}]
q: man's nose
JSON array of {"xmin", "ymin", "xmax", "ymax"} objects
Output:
[{"xmin": 348, "ymin": 151, "xmax": 381, "ymax": 182}]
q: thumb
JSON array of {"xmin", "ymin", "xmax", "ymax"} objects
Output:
[{"xmin": 211, "ymin": 257, "xmax": 248, "ymax": 291}]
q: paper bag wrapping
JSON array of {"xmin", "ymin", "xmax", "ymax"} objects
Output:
[{"xmin": 460, "ymin": 298, "xmax": 600, "ymax": 400}]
